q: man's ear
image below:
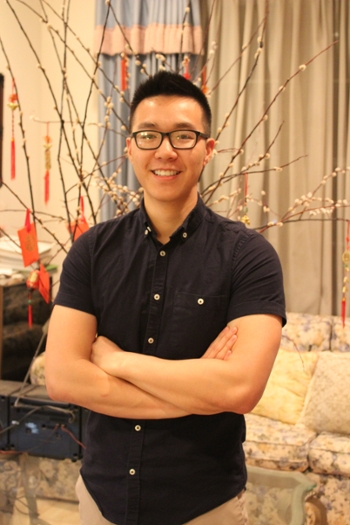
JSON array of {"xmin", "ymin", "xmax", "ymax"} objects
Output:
[{"xmin": 203, "ymin": 137, "xmax": 215, "ymax": 167}]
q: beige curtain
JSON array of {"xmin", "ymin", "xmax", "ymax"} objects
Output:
[{"xmin": 201, "ymin": 0, "xmax": 350, "ymax": 316}]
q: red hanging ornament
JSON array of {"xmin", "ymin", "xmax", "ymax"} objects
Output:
[
  {"xmin": 201, "ymin": 66, "xmax": 209, "ymax": 94},
  {"xmin": 121, "ymin": 56, "xmax": 128, "ymax": 91},
  {"xmin": 80, "ymin": 195, "xmax": 85, "ymax": 221},
  {"xmin": 17, "ymin": 209, "xmax": 40, "ymax": 267},
  {"xmin": 25, "ymin": 207, "xmax": 31, "ymax": 232},
  {"xmin": 67, "ymin": 195, "xmax": 89, "ymax": 240},
  {"xmin": 341, "ymin": 221, "xmax": 350, "ymax": 327},
  {"xmin": 26, "ymin": 269, "xmax": 40, "ymax": 328},
  {"xmin": 8, "ymin": 79, "xmax": 19, "ymax": 180},
  {"xmin": 43, "ymin": 123, "xmax": 52, "ymax": 204},
  {"xmin": 341, "ymin": 298, "xmax": 347, "ymax": 328},
  {"xmin": 39, "ymin": 264, "xmax": 51, "ymax": 304},
  {"xmin": 183, "ymin": 57, "xmax": 191, "ymax": 80}
]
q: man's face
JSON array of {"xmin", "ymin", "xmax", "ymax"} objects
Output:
[{"xmin": 126, "ymin": 95, "xmax": 215, "ymax": 209}]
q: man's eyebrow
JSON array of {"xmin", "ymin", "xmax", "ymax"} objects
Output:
[
  {"xmin": 135, "ymin": 121, "xmax": 197, "ymax": 130},
  {"xmin": 135, "ymin": 122, "xmax": 157, "ymax": 130}
]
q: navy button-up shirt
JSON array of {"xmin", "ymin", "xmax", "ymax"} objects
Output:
[{"xmin": 55, "ymin": 197, "xmax": 286, "ymax": 525}]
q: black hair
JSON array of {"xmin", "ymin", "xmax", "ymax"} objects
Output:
[{"xmin": 129, "ymin": 70, "xmax": 212, "ymax": 135}]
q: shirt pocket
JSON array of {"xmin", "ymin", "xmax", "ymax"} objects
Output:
[{"xmin": 169, "ymin": 292, "xmax": 229, "ymax": 359}]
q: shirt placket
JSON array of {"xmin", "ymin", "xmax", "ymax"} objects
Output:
[
  {"xmin": 125, "ymin": 421, "xmax": 145, "ymax": 525},
  {"xmin": 125, "ymin": 242, "xmax": 169, "ymax": 525},
  {"xmin": 144, "ymin": 245, "xmax": 168, "ymax": 355}
]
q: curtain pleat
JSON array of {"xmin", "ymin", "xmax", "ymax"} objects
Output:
[{"xmin": 202, "ymin": 0, "xmax": 348, "ymax": 316}]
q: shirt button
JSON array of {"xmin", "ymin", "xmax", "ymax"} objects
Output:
[
  {"xmin": 144, "ymin": 229, "xmax": 149, "ymax": 235},
  {"xmin": 182, "ymin": 232, "xmax": 188, "ymax": 238},
  {"xmin": 198, "ymin": 298, "xmax": 204, "ymax": 305},
  {"xmin": 154, "ymin": 294, "xmax": 160, "ymax": 300},
  {"xmin": 135, "ymin": 425, "xmax": 141, "ymax": 431},
  {"xmin": 148, "ymin": 337, "xmax": 154, "ymax": 344},
  {"xmin": 129, "ymin": 469, "xmax": 136, "ymax": 475},
  {"xmin": 160, "ymin": 250, "xmax": 166, "ymax": 256}
]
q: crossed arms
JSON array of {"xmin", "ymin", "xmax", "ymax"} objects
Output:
[{"xmin": 45, "ymin": 305, "xmax": 282, "ymax": 419}]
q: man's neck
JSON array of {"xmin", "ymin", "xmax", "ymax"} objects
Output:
[{"xmin": 144, "ymin": 196, "xmax": 197, "ymax": 245}]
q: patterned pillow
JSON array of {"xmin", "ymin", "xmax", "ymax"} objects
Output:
[
  {"xmin": 251, "ymin": 348, "xmax": 319, "ymax": 425},
  {"xmin": 300, "ymin": 352, "xmax": 350, "ymax": 434}
]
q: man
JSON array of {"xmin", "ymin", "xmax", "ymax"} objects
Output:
[{"xmin": 45, "ymin": 71, "xmax": 286, "ymax": 525}]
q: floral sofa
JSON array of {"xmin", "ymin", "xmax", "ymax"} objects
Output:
[
  {"xmin": 2, "ymin": 312, "xmax": 349, "ymax": 525},
  {"xmin": 244, "ymin": 312, "xmax": 350, "ymax": 525}
]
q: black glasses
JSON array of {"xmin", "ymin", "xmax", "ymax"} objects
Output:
[{"xmin": 131, "ymin": 130, "xmax": 209, "ymax": 150}]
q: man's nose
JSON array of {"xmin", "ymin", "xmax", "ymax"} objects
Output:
[{"xmin": 155, "ymin": 136, "xmax": 178, "ymax": 157}]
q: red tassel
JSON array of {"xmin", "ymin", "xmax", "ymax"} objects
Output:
[
  {"xmin": 244, "ymin": 172, "xmax": 249, "ymax": 197},
  {"xmin": 184, "ymin": 59, "xmax": 191, "ymax": 80},
  {"xmin": 342, "ymin": 298, "xmax": 346, "ymax": 328},
  {"xmin": 43, "ymin": 125, "xmax": 51, "ymax": 203},
  {"xmin": 201, "ymin": 66, "xmax": 208, "ymax": 94},
  {"xmin": 8, "ymin": 80, "xmax": 18, "ymax": 180},
  {"xmin": 7, "ymin": 79, "xmax": 18, "ymax": 179},
  {"xmin": 44, "ymin": 170, "xmax": 50, "ymax": 203},
  {"xmin": 80, "ymin": 196, "xmax": 85, "ymax": 214},
  {"xmin": 25, "ymin": 208, "xmax": 31, "ymax": 232},
  {"xmin": 121, "ymin": 57, "xmax": 127, "ymax": 91},
  {"xmin": 28, "ymin": 292, "xmax": 33, "ymax": 328},
  {"xmin": 11, "ymin": 138, "xmax": 15, "ymax": 179}
]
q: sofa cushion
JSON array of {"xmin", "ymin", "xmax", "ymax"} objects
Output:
[
  {"xmin": 309, "ymin": 432, "xmax": 350, "ymax": 476},
  {"xmin": 300, "ymin": 352, "xmax": 350, "ymax": 435},
  {"xmin": 281, "ymin": 312, "xmax": 332, "ymax": 352},
  {"xmin": 331, "ymin": 316, "xmax": 350, "ymax": 352},
  {"xmin": 251, "ymin": 349, "xmax": 318, "ymax": 424},
  {"xmin": 244, "ymin": 413, "xmax": 316, "ymax": 472}
]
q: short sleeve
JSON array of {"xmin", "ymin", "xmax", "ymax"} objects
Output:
[
  {"xmin": 227, "ymin": 230, "xmax": 286, "ymax": 325},
  {"xmin": 54, "ymin": 231, "xmax": 95, "ymax": 315}
]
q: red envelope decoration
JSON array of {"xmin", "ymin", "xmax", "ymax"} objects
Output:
[
  {"xmin": 67, "ymin": 217, "xmax": 89, "ymax": 241},
  {"xmin": 18, "ymin": 211, "xmax": 40, "ymax": 267},
  {"xmin": 39, "ymin": 263, "xmax": 51, "ymax": 304}
]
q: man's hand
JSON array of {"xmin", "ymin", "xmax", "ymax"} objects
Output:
[
  {"xmin": 201, "ymin": 325, "xmax": 237, "ymax": 360},
  {"xmin": 91, "ymin": 336, "xmax": 124, "ymax": 375}
]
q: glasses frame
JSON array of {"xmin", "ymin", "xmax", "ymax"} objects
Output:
[{"xmin": 131, "ymin": 129, "xmax": 209, "ymax": 150}]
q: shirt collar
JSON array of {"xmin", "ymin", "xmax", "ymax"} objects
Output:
[{"xmin": 139, "ymin": 195, "xmax": 205, "ymax": 242}]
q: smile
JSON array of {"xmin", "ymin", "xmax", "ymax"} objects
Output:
[{"xmin": 153, "ymin": 170, "xmax": 180, "ymax": 177}]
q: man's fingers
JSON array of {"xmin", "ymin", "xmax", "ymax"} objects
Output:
[
  {"xmin": 210, "ymin": 333, "xmax": 237, "ymax": 360},
  {"xmin": 202, "ymin": 326, "xmax": 237, "ymax": 359}
]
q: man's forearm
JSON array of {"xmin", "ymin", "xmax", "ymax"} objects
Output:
[
  {"xmin": 117, "ymin": 353, "xmax": 234, "ymax": 414},
  {"xmin": 92, "ymin": 315, "xmax": 282, "ymax": 415},
  {"xmin": 48, "ymin": 358, "xmax": 189, "ymax": 419}
]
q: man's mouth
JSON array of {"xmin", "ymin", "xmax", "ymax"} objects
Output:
[{"xmin": 153, "ymin": 170, "xmax": 180, "ymax": 177}]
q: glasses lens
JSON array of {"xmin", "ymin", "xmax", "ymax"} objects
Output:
[
  {"xmin": 136, "ymin": 131, "xmax": 162, "ymax": 149},
  {"xmin": 170, "ymin": 130, "xmax": 197, "ymax": 149}
]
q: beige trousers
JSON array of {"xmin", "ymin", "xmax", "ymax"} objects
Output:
[{"xmin": 76, "ymin": 475, "xmax": 249, "ymax": 525}]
